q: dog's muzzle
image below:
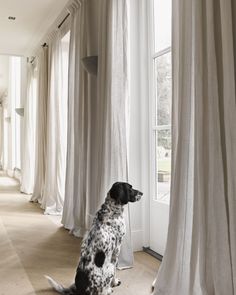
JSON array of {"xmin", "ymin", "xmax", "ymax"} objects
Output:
[{"xmin": 135, "ymin": 191, "xmax": 143, "ymax": 201}]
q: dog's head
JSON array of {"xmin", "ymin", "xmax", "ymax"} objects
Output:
[{"xmin": 109, "ymin": 182, "xmax": 143, "ymax": 205}]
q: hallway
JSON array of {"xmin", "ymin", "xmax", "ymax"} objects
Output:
[
  {"xmin": 0, "ymin": 173, "xmax": 159, "ymax": 295},
  {"xmin": 0, "ymin": 172, "xmax": 82, "ymax": 294}
]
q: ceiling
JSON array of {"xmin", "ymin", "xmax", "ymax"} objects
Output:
[{"xmin": 0, "ymin": 0, "xmax": 70, "ymax": 56}]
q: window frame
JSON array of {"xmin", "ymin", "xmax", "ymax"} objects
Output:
[
  {"xmin": 149, "ymin": 1, "xmax": 172, "ymax": 203},
  {"xmin": 10, "ymin": 56, "xmax": 22, "ymax": 170}
]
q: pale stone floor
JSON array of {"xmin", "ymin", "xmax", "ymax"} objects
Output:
[{"xmin": 0, "ymin": 172, "xmax": 160, "ymax": 295}]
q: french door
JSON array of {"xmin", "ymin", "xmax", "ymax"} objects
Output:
[{"xmin": 149, "ymin": 0, "xmax": 172, "ymax": 256}]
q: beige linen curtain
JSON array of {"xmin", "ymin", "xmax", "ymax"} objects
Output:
[
  {"xmin": 32, "ymin": 28, "xmax": 69, "ymax": 215},
  {"xmin": 154, "ymin": 0, "xmax": 236, "ymax": 294},
  {"xmin": 21, "ymin": 62, "xmax": 36, "ymax": 194},
  {"xmin": 31, "ymin": 47, "xmax": 48, "ymax": 203},
  {"xmin": 41, "ymin": 30, "xmax": 68, "ymax": 215}
]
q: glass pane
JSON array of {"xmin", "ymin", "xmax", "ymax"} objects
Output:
[
  {"xmin": 154, "ymin": 52, "xmax": 172, "ymax": 203},
  {"xmin": 155, "ymin": 52, "xmax": 172, "ymax": 126},
  {"xmin": 61, "ymin": 31, "xmax": 70, "ymax": 146},
  {"xmin": 154, "ymin": 0, "xmax": 172, "ymax": 52},
  {"xmin": 10, "ymin": 56, "xmax": 21, "ymax": 169},
  {"xmin": 155, "ymin": 129, "xmax": 171, "ymax": 203}
]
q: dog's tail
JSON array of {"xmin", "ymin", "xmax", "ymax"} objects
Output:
[
  {"xmin": 45, "ymin": 275, "xmax": 76, "ymax": 295},
  {"xmin": 151, "ymin": 276, "xmax": 157, "ymax": 294}
]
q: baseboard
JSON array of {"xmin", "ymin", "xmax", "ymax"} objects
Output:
[
  {"xmin": 131, "ymin": 229, "xmax": 143, "ymax": 251},
  {"xmin": 143, "ymin": 247, "xmax": 163, "ymax": 261}
]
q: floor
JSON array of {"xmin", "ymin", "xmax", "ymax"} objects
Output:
[{"xmin": 0, "ymin": 172, "xmax": 160, "ymax": 295}]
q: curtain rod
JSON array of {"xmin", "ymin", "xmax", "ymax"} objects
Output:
[
  {"xmin": 58, "ymin": 13, "xmax": 70, "ymax": 29},
  {"xmin": 40, "ymin": 13, "xmax": 70, "ymax": 48}
]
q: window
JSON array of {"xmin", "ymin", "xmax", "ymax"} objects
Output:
[
  {"xmin": 61, "ymin": 31, "xmax": 70, "ymax": 135},
  {"xmin": 10, "ymin": 56, "xmax": 21, "ymax": 170},
  {"xmin": 148, "ymin": 0, "xmax": 172, "ymax": 256},
  {"xmin": 59, "ymin": 30, "xmax": 70, "ymax": 200},
  {"xmin": 152, "ymin": 0, "xmax": 172, "ymax": 203}
]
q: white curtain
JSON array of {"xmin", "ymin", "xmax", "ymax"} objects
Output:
[
  {"xmin": 62, "ymin": 0, "xmax": 132, "ymax": 267},
  {"xmin": 32, "ymin": 28, "xmax": 69, "ymax": 215},
  {"xmin": 40, "ymin": 30, "xmax": 68, "ymax": 215},
  {"xmin": 154, "ymin": 0, "xmax": 236, "ymax": 294},
  {"xmin": 21, "ymin": 63, "xmax": 36, "ymax": 194},
  {"xmin": 62, "ymin": 0, "xmax": 86, "ymax": 234},
  {"xmin": 31, "ymin": 47, "xmax": 48, "ymax": 203}
]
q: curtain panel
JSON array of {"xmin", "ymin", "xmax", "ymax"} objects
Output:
[
  {"xmin": 32, "ymin": 29, "xmax": 69, "ymax": 215},
  {"xmin": 62, "ymin": 0, "xmax": 133, "ymax": 268},
  {"xmin": 31, "ymin": 47, "xmax": 48, "ymax": 203},
  {"xmin": 21, "ymin": 62, "xmax": 37, "ymax": 194},
  {"xmin": 62, "ymin": 0, "xmax": 86, "ymax": 234},
  {"xmin": 41, "ymin": 30, "xmax": 68, "ymax": 215},
  {"xmin": 154, "ymin": 0, "xmax": 236, "ymax": 294}
]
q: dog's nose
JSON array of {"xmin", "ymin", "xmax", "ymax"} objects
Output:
[{"xmin": 135, "ymin": 191, "xmax": 143, "ymax": 201}]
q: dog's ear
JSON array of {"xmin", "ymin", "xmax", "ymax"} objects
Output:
[{"xmin": 110, "ymin": 182, "xmax": 129, "ymax": 205}]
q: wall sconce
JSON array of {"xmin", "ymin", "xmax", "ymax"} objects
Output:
[
  {"xmin": 81, "ymin": 56, "xmax": 98, "ymax": 76},
  {"xmin": 15, "ymin": 108, "xmax": 24, "ymax": 117}
]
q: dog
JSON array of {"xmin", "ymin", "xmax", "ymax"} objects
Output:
[{"xmin": 45, "ymin": 182, "xmax": 143, "ymax": 295}]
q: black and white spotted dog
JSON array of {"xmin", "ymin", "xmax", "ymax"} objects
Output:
[{"xmin": 46, "ymin": 182, "xmax": 143, "ymax": 295}]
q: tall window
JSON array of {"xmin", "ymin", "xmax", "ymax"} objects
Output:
[
  {"xmin": 61, "ymin": 31, "xmax": 70, "ymax": 139},
  {"xmin": 59, "ymin": 30, "xmax": 70, "ymax": 200},
  {"xmin": 10, "ymin": 56, "xmax": 21, "ymax": 170},
  {"xmin": 61, "ymin": 31, "xmax": 70, "ymax": 161},
  {"xmin": 152, "ymin": 0, "xmax": 172, "ymax": 203}
]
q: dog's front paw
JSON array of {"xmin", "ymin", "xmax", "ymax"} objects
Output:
[
  {"xmin": 107, "ymin": 287, "xmax": 114, "ymax": 294},
  {"xmin": 112, "ymin": 278, "xmax": 121, "ymax": 287}
]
